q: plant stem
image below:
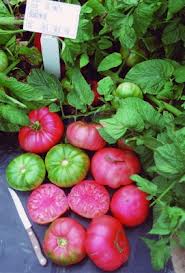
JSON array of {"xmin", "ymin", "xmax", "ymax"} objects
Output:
[
  {"xmin": 63, "ymin": 105, "xmax": 112, "ymax": 120},
  {"xmin": 147, "ymin": 95, "xmax": 182, "ymax": 116},
  {"xmin": 150, "ymin": 180, "xmax": 177, "ymax": 207},
  {"xmin": 3, "ymin": 59, "xmax": 20, "ymax": 75},
  {"xmin": 0, "ymin": 17, "xmax": 23, "ymax": 25}
]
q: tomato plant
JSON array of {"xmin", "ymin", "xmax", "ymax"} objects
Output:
[
  {"xmin": 45, "ymin": 144, "xmax": 90, "ymax": 187},
  {"xmin": 0, "ymin": 50, "xmax": 8, "ymax": 72},
  {"xmin": 6, "ymin": 153, "xmax": 45, "ymax": 191},
  {"xmin": 68, "ymin": 180, "xmax": 110, "ymax": 219},
  {"xmin": 66, "ymin": 121, "xmax": 106, "ymax": 151},
  {"xmin": 85, "ymin": 215, "xmax": 130, "ymax": 271},
  {"xmin": 111, "ymin": 185, "xmax": 150, "ymax": 227},
  {"xmin": 18, "ymin": 107, "xmax": 64, "ymax": 154},
  {"xmin": 27, "ymin": 183, "xmax": 68, "ymax": 224},
  {"xmin": 43, "ymin": 217, "xmax": 86, "ymax": 265},
  {"xmin": 91, "ymin": 148, "xmax": 141, "ymax": 188}
]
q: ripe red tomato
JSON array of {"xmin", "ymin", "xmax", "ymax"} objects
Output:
[
  {"xmin": 43, "ymin": 217, "xmax": 86, "ymax": 265},
  {"xmin": 90, "ymin": 80, "xmax": 101, "ymax": 105},
  {"xmin": 66, "ymin": 121, "xmax": 106, "ymax": 151},
  {"xmin": 27, "ymin": 183, "xmax": 68, "ymax": 224},
  {"xmin": 68, "ymin": 180, "xmax": 110, "ymax": 219},
  {"xmin": 85, "ymin": 215, "xmax": 130, "ymax": 271},
  {"xmin": 18, "ymin": 107, "xmax": 64, "ymax": 154},
  {"xmin": 34, "ymin": 33, "xmax": 41, "ymax": 52},
  {"xmin": 91, "ymin": 148, "xmax": 141, "ymax": 188},
  {"xmin": 111, "ymin": 185, "xmax": 150, "ymax": 227}
]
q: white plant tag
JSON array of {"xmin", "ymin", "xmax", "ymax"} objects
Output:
[
  {"xmin": 23, "ymin": 0, "xmax": 81, "ymax": 39},
  {"xmin": 40, "ymin": 34, "xmax": 61, "ymax": 78}
]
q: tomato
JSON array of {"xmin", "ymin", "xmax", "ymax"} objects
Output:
[
  {"xmin": 114, "ymin": 82, "xmax": 143, "ymax": 99},
  {"xmin": 27, "ymin": 183, "xmax": 68, "ymax": 224},
  {"xmin": 90, "ymin": 80, "xmax": 101, "ymax": 105},
  {"xmin": 120, "ymin": 47, "xmax": 145, "ymax": 67},
  {"xmin": 117, "ymin": 138, "xmax": 133, "ymax": 151},
  {"xmin": 91, "ymin": 147, "xmax": 141, "ymax": 188},
  {"xmin": 0, "ymin": 49, "xmax": 8, "ymax": 72},
  {"xmin": 43, "ymin": 217, "xmax": 86, "ymax": 265},
  {"xmin": 66, "ymin": 121, "xmax": 106, "ymax": 151},
  {"xmin": 45, "ymin": 144, "xmax": 90, "ymax": 187},
  {"xmin": 34, "ymin": 33, "xmax": 42, "ymax": 52},
  {"xmin": 85, "ymin": 215, "xmax": 130, "ymax": 271},
  {"xmin": 111, "ymin": 185, "xmax": 150, "ymax": 227},
  {"xmin": 6, "ymin": 153, "xmax": 45, "ymax": 191},
  {"xmin": 68, "ymin": 180, "xmax": 110, "ymax": 219},
  {"xmin": 18, "ymin": 107, "xmax": 64, "ymax": 154}
]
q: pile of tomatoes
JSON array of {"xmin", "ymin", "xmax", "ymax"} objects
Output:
[{"xmin": 6, "ymin": 107, "xmax": 150, "ymax": 271}]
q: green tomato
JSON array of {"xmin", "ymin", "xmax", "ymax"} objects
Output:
[
  {"xmin": 0, "ymin": 50, "xmax": 8, "ymax": 72},
  {"xmin": 6, "ymin": 153, "xmax": 46, "ymax": 191},
  {"xmin": 120, "ymin": 47, "xmax": 145, "ymax": 67},
  {"xmin": 115, "ymin": 82, "xmax": 143, "ymax": 99},
  {"xmin": 45, "ymin": 144, "xmax": 90, "ymax": 188}
]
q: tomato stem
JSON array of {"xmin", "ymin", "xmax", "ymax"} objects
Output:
[
  {"xmin": 31, "ymin": 121, "xmax": 41, "ymax": 131},
  {"xmin": 57, "ymin": 238, "xmax": 68, "ymax": 247}
]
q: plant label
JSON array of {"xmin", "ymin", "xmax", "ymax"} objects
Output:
[{"xmin": 23, "ymin": 0, "xmax": 81, "ymax": 39}]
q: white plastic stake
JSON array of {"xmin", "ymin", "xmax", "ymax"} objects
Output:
[
  {"xmin": 23, "ymin": 0, "xmax": 81, "ymax": 78},
  {"xmin": 40, "ymin": 34, "xmax": 61, "ymax": 78}
]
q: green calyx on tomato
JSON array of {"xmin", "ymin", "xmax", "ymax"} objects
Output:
[
  {"xmin": 58, "ymin": 238, "xmax": 68, "ymax": 247},
  {"xmin": 6, "ymin": 153, "xmax": 46, "ymax": 191},
  {"xmin": 0, "ymin": 50, "xmax": 8, "ymax": 72},
  {"xmin": 45, "ymin": 144, "xmax": 90, "ymax": 188}
]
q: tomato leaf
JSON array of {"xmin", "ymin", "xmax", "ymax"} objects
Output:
[
  {"xmin": 80, "ymin": 53, "xmax": 89, "ymax": 68},
  {"xmin": 0, "ymin": 104, "xmax": 29, "ymax": 126},
  {"xmin": 131, "ymin": 174, "xmax": 158, "ymax": 196},
  {"xmin": 125, "ymin": 59, "xmax": 174, "ymax": 94},
  {"xmin": 27, "ymin": 69, "xmax": 64, "ymax": 104},
  {"xmin": 142, "ymin": 238, "xmax": 171, "ymax": 271},
  {"xmin": 174, "ymin": 66, "xmax": 185, "ymax": 83},
  {"xmin": 68, "ymin": 67, "xmax": 94, "ymax": 106},
  {"xmin": 98, "ymin": 53, "xmax": 122, "ymax": 71},
  {"xmin": 0, "ymin": 73, "xmax": 43, "ymax": 101}
]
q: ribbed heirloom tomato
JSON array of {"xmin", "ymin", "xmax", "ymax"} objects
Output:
[
  {"xmin": 68, "ymin": 180, "xmax": 110, "ymax": 219},
  {"xmin": 85, "ymin": 215, "xmax": 130, "ymax": 271},
  {"xmin": 91, "ymin": 147, "xmax": 141, "ymax": 188},
  {"xmin": 6, "ymin": 153, "xmax": 46, "ymax": 191},
  {"xmin": 66, "ymin": 121, "xmax": 106, "ymax": 151},
  {"xmin": 19, "ymin": 107, "xmax": 64, "ymax": 154},
  {"xmin": 43, "ymin": 218, "xmax": 86, "ymax": 265},
  {"xmin": 111, "ymin": 185, "xmax": 150, "ymax": 227},
  {"xmin": 45, "ymin": 144, "xmax": 90, "ymax": 187},
  {"xmin": 27, "ymin": 183, "xmax": 68, "ymax": 224}
]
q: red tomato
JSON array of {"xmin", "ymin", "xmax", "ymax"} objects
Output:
[
  {"xmin": 66, "ymin": 121, "xmax": 106, "ymax": 151},
  {"xmin": 34, "ymin": 33, "xmax": 41, "ymax": 52},
  {"xmin": 68, "ymin": 180, "xmax": 110, "ymax": 219},
  {"xmin": 91, "ymin": 148, "xmax": 141, "ymax": 188},
  {"xmin": 43, "ymin": 217, "xmax": 86, "ymax": 265},
  {"xmin": 18, "ymin": 107, "xmax": 64, "ymax": 154},
  {"xmin": 111, "ymin": 185, "xmax": 150, "ymax": 227},
  {"xmin": 85, "ymin": 215, "xmax": 130, "ymax": 271},
  {"xmin": 90, "ymin": 80, "xmax": 101, "ymax": 105},
  {"xmin": 27, "ymin": 183, "xmax": 68, "ymax": 224}
]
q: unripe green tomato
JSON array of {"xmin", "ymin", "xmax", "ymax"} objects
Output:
[
  {"xmin": 0, "ymin": 50, "xmax": 8, "ymax": 72},
  {"xmin": 120, "ymin": 47, "xmax": 145, "ymax": 67},
  {"xmin": 115, "ymin": 82, "xmax": 143, "ymax": 99},
  {"xmin": 126, "ymin": 50, "xmax": 143, "ymax": 67}
]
